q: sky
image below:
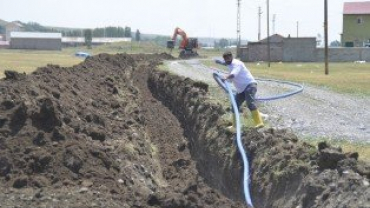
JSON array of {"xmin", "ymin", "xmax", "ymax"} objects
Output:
[{"xmin": 0, "ymin": 0, "xmax": 363, "ymax": 42}]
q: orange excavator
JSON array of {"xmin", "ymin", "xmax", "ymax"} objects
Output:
[{"xmin": 167, "ymin": 27, "xmax": 199, "ymax": 58}]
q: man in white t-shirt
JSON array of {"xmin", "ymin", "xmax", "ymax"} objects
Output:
[{"xmin": 215, "ymin": 51, "xmax": 264, "ymax": 128}]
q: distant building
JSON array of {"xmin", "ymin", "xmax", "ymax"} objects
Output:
[
  {"xmin": 240, "ymin": 34, "xmax": 316, "ymax": 62},
  {"xmin": 240, "ymin": 34, "xmax": 370, "ymax": 62},
  {"xmin": 5, "ymin": 21, "xmax": 23, "ymax": 41},
  {"xmin": 342, "ymin": 1, "xmax": 370, "ymax": 47},
  {"xmin": 10, "ymin": 32, "xmax": 62, "ymax": 50}
]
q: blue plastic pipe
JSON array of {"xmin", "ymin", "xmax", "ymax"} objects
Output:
[{"xmin": 213, "ymin": 72, "xmax": 254, "ymax": 207}]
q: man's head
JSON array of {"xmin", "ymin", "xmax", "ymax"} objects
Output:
[{"xmin": 223, "ymin": 51, "xmax": 233, "ymax": 65}]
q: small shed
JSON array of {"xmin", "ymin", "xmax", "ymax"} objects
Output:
[{"xmin": 10, "ymin": 32, "xmax": 62, "ymax": 50}]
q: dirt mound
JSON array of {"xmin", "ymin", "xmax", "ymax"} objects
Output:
[
  {"xmin": 0, "ymin": 53, "xmax": 242, "ymax": 207},
  {"xmin": 0, "ymin": 53, "xmax": 369, "ymax": 208}
]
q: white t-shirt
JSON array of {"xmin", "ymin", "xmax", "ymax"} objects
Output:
[{"xmin": 227, "ymin": 59, "xmax": 256, "ymax": 93}]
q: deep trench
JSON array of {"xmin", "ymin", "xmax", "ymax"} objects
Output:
[
  {"xmin": 142, "ymin": 64, "xmax": 370, "ymax": 208},
  {"xmin": 133, "ymin": 66, "xmax": 244, "ymax": 202},
  {"xmin": 144, "ymin": 68, "xmax": 254, "ymax": 204}
]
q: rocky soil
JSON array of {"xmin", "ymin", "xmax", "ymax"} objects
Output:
[{"xmin": 0, "ymin": 53, "xmax": 369, "ymax": 208}]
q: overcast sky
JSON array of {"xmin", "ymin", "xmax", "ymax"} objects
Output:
[{"xmin": 0, "ymin": 0, "xmax": 363, "ymax": 42}]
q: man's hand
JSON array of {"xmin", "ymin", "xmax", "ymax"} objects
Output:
[
  {"xmin": 221, "ymin": 74, "xmax": 228, "ymax": 81},
  {"xmin": 215, "ymin": 59, "xmax": 224, "ymax": 65}
]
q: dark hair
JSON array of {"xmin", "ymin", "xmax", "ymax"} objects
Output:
[{"xmin": 223, "ymin": 51, "xmax": 233, "ymax": 58}]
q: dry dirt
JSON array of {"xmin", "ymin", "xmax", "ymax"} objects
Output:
[{"xmin": 0, "ymin": 53, "xmax": 369, "ymax": 208}]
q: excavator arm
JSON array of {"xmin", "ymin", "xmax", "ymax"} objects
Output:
[{"xmin": 171, "ymin": 27, "xmax": 188, "ymax": 49}]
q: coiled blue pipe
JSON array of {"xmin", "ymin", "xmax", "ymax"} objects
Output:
[
  {"xmin": 213, "ymin": 72, "xmax": 254, "ymax": 207},
  {"xmin": 213, "ymin": 72, "xmax": 304, "ymax": 101}
]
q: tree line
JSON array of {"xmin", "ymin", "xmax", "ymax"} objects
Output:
[{"xmin": 19, "ymin": 21, "xmax": 132, "ymax": 38}]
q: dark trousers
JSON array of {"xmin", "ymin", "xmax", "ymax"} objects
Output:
[{"xmin": 233, "ymin": 83, "xmax": 258, "ymax": 112}]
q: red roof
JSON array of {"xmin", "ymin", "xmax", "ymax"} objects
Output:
[{"xmin": 344, "ymin": 1, "xmax": 370, "ymax": 14}]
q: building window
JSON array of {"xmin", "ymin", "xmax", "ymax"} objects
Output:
[{"xmin": 357, "ymin": 17, "xmax": 363, "ymax": 24}]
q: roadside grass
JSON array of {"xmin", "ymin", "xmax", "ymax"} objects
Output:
[
  {"xmin": 302, "ymin": 137, "xmax": 370, "ymax": 162},
  {"xmin": 250, "ymin": 62, "xmax": 370, "ymax": 96}
]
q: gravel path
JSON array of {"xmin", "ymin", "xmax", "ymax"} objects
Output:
[{"xmin": 165, "ymin": 59, "xmax": 370, "ymax": 143}]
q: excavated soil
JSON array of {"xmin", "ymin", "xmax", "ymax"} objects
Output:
[{"xmin": 0, "ymin": 53, "xmax": 369, "ymax": 208}]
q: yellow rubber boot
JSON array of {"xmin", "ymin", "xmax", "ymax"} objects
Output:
[
  {"xmin": 251, "ymin": 109, "xmax": 264, "ymax": 128},
  {"xmin": 227, "ymin": 114, "xmax": 236, "ymax": 131}
]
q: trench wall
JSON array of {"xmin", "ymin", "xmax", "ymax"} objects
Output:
[
  {"xmin": 148, "ymin": 70, "xmax": 244, "ymax": 201},
  {"xmin": 147, "ymin": 68, "xmax": 370, "ymax": 208}
]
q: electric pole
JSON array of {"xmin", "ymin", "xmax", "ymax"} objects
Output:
[
  {"xmin": 258, "ymin": 6, "xmax": 262, "ymax": 41},
  {"xmin": 296, "ymin": 21, "xmax": 299, "ymax": 37},
  {"xmin": 267, "ymin": 0, "xmax": 271, "ymax": 67},
  {"xmin": 237, "ymin": 0, "xmax": 241, "ymax": 58},
  {"xmin": 272, "ymin": 14, "xmax": 276, "ymax": 34},
  {"xmin": 324, "ymin": 0, "xmax": 329, "ymax": 75}
]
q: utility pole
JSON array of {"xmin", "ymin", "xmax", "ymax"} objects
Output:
[
  {"xmin": 296, "ymin": 21, "xmax": 299, "ymax": 38},
  {"xmin": 267, "ymin": 0, "xmax": 271, "ymax": 67},
  {"xmin": 272, "ymin": 14, "xmax": 276, "ymax": 34},
  {"xmin": 237, "ymin": 0, "xmax": 241, "ymax": 58},
  {"xmin": 258, "ymin": 6, "xmax": 262, "ymax": 41},
  {"xmin": 324, "ymin": 0, "xmax": 329, "ymax": 75}
]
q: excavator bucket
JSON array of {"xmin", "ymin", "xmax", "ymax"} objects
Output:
[{"xmin": 167, "ymin": 40, "xmax": 175, "ymax": 49}]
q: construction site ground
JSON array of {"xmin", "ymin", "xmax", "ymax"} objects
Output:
[{"xmin": 0, "ymin": 53, "xmax": 369, "ymax": 208}]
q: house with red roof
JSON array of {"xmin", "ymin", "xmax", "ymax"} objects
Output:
[{"xmin": 342, "ymin": 1, "xmax": 370, "ymax": 47}]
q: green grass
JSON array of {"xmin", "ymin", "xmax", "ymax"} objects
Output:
[
  {"xmin": 302, "ymin": 137, "xmax": 370, "ymax": 162},
  {"xmin": 250, "ymin": 62, "xmax": 370, "ymax": 96}
]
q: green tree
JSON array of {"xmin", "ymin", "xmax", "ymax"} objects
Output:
[
  {"xmin": 124, "ymin": 27, "xmax": 131, "ymax": 38},
  {"xmin": 84, "ymin": 29, "xmax": 93, "ymax": 49},
  {"xmin": 218, "ymin": 38, "xmax": 229, "ymax": 48},
  {"xmin": 135, "ymin": 29, "xmax": 141, "ymax": 41},
  {"xmin": 93, "ymin": 28, "xmax": 104, "ymax": 37}
]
